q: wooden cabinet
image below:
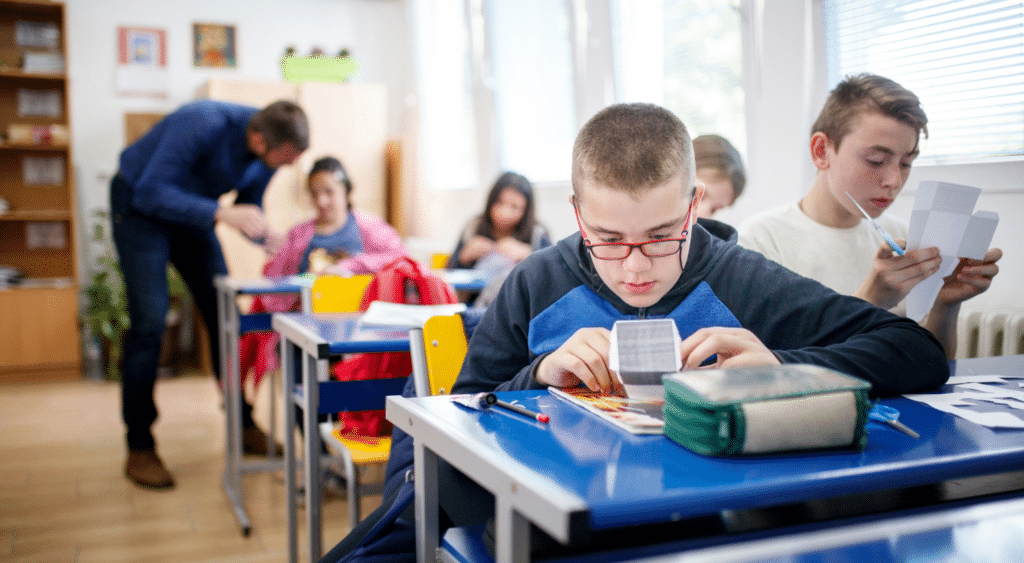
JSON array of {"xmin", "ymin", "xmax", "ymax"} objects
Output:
[
  {"xmin": 197, "ymin": 78, "xmax": 389, "ymax": 280},
  {"xmin": 0, "ymin": 0, "xmax": 79, "ymax": 382}
]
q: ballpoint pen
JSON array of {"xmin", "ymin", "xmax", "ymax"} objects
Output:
[{"xmin": 846, "ymin": 191, "xmax": 905, "ymax": 255}]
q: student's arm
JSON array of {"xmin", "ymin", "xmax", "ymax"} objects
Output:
[
  {"xmin": 717, "ymin": 244, "xmax": 949, "ymax": 397},
  {"xmin": 924, "ymin": 247, "xmax": 1002, "ymax": 359}
]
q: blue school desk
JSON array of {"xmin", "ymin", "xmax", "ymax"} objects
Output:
[
  {"xmin": 214, "ymin": 271, "xmax": 482, "ymax": 537},
  {"xmin": 273, "ymin": 312, "xmax": 412, "ymax": 563},
  {"xmin": 386, "ymin": 355, "xmax": 1024, "ymax": 563},
  {"xmin": 214, "ymin": 275, "xmax": 313, "ymax": 536}
]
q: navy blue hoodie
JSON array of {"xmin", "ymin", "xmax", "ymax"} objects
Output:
[{"xmin": 452, "ymin": 218, "xmax": 949, "ymax": 397}]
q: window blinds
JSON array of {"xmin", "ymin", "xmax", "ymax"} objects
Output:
[{"xmin": 824, "ymin": 0, "xmax": 1024, "ymax": 162}]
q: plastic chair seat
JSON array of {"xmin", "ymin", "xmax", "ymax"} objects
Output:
[{"xmin": 329, "ymin": 430, "xmax": 391, "ymax": 465}]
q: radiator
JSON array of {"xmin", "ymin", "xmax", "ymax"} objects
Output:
[{"xmin": 956, "ymin": 308, "xmax": 1024, "ymax": 359}]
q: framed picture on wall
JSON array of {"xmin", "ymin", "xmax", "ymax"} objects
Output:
[
  {"xmin": 116, "ymin": 26, "xmax": 168, "ymax": 97},
  {"xmin": 193, "ymin": 22, "xmax": 236, "ymax": 68}
]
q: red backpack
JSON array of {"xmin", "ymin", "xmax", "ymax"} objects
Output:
[{"xmin": 331, "ymin": 256, "xmax": 458, "ymax": 436}]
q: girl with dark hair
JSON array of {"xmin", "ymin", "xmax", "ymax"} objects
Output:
[
  {"xmin": 265, "ymin": 156, "xmax": 405, "ymax": 281},
  {"xmin": 449, "ymin": 171, "xmax": 551, "ymax": 270}
]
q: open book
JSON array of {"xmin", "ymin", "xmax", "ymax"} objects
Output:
[{"xmin": 548, "ymin": 386, "xmax": 665, "ymax": 435}]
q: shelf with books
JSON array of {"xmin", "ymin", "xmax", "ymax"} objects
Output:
[{"xmin": 0, "ymin": 0, "xmax": 78, "ymax": 382}]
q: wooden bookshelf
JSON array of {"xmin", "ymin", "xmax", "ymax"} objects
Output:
[{"xmin": 0, "ymin": 0, "xmax": 79, "ymax": 382}]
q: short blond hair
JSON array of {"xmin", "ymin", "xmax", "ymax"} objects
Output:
[
  {"xmin": 572, "ymin": 103, "xmax": 695, "ymax": 202},
  {"xmin": 812, "ymin": 73, "xmax": 928, "ymax": 150}
]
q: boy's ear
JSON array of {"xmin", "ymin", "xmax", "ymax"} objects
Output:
[
  {"xmin": 691, "ymin": 182, "xmax": 705, "ymax": 223},
  {"xmin": 810, "ymin": 132, "xmax": 832, "ymax": 170},
  {"xmin": 247, "ymin": 130, "xmax": 268, "ymax": 156}
]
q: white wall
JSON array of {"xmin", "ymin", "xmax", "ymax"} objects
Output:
[{"xmin": 65, "ymin": 0, "xmax": 412, "ymax": 277}]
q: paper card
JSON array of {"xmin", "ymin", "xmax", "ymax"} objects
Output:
[
  {"xmin": 609, "ymin": 319, "xmax": 681, "ymax": 400},
  {"xmin": 906, "ymin": 254, "xmax": 954, "ymax": 321},
  {"xmin": 918, "ymin": 210, "xmax": 971, "ymax": 255},
  {"xmin": 905, "ymin": 181, "xmax": 997, "ymax": 321},
  {"xmin": 914, "ymin": 181, "xmax": 981, "ymax": 213},
  {"xmin": 957, "ymin": 211, "xmax": 999, "ymax": 260}
]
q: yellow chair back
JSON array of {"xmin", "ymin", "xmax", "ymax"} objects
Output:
[
  {"xmin": 311, "ymin": 274, "xmax": 373, "ymax": 313},
  {"xmin": 422, "ymin": 314, "xmax": 469, "ymax": 395},
  {"xmin": 430, "ymin": 253, "xmax": 450, "ymax": 270}
]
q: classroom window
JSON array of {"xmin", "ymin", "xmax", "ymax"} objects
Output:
[
  {"xmin": 610, "ymin": 0, "xmax": 747, "ymax": 155},
  {"xmin": 487, "ymin": 0, "xmax": 576, "ymax": 184},
  {"xmin": 824, "ymin": 0, "xmax": 1024, "ymax": 163},
  {"xmin": 410, "ymin": 0, "xmax": 481, "ymax": 191}
]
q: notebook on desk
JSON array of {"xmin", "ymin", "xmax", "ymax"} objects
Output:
[{"xmin": 548, "ymin": 386, "xmax": 664, "ymax": 434}]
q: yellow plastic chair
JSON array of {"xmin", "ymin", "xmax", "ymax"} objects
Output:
[
  {"xmin": 409, "ymin": 313, "xmax": 472, "ymax": 400},
  {"xmin": 310, "ymin": 273, "xmax": 391, "ymax": 526},
  {"xmin": 430, "ymin": 252, "xmax": 451, "ymax": 270},
  {"xmin": 311, "ymin": 274, "xmax": 373, "ymax": 314}
]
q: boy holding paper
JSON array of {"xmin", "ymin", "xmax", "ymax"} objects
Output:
[
  {"xmin": 739, "ymin": 73, "xmax": 1001, "ymax": 359},
  {"xmin": 452, "ymin": 101, "xmax": 949, "ymax": 399}
]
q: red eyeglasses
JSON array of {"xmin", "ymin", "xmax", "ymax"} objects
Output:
[{"xmin": 573, "ymin": 196, "xmax": 694, "ymax": 260}]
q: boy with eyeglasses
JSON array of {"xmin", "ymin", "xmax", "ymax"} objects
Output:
[{"xmin": 451, "ymin": 102, "xmax": 949, "ymax": 398}]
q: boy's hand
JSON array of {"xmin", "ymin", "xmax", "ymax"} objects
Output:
[
  {"xmin": 855, "ymin": 239, "xmax": 941, "ymax": 309},
  {"xmin": 938, "ymin": 247, "xmax": 1002, "ymax": 305},
  {"xmin": 678, "ymin": 327, "xmax": 779, "ymax": 370},
  {"xmin": 536, "ymin": 327, "xmax": 625, "ymax": 395}
]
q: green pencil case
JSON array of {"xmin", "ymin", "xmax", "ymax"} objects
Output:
[{"xmin": 662, "ymin": 364, "xmax": 871, "ymax": 456}]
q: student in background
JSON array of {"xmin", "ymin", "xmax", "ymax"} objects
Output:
[
  {"xmin": 448, "ymin": 171, "xmax": 551, "ymax": 307},
  {"xmin": 263, "ymin": 156, "xmax": 406, "ymax": 283},
  {"xmin": 112, "ymin": 99, "xmax": 308, "ymax": 489},
  {"xmin": 738, "ymin": 73, "xmax": 1001, "ymax": 359},
  {"xmin": 241, "ymin": 156, "xmax": 407, "ymax": 387},
  {"xmin": 448, "ymin": 171, "xmax": 551, "ymax": 270},
  {"xmin": 692, "ymin": 134, "xmax": 746, "ymax": 219}
]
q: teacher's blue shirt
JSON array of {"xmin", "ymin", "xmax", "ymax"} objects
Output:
[{"xmin": 117, "ymin": 100, "xmax": 275, "ymax": 230}]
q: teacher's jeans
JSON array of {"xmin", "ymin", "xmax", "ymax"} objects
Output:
[{"xmin": 111, "ymin": 175, "xmax": 255, "ymax": 450}]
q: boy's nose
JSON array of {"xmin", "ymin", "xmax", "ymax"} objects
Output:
[{"xmin": 621, "ymin": 247, "xmax": 653, "ymax": 272}]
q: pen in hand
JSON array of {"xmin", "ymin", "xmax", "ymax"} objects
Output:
[{"xmin": 846, "ymin": 191, "xmax": 905, "ymax": 256}]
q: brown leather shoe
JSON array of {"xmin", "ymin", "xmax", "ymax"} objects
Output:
[
  {"xmin": 242, "ymin": 424, "xmax": 284, "ymax": 456},
  {"xmin": 125, "ymin": 448, "xmax": 175, "ymax": 489}
]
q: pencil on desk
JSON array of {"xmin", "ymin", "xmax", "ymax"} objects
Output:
[{"xmin": 485, "ymin": 393, "xmax": 550, "ymax": 423}]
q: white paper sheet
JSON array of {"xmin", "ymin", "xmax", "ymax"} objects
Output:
[
  {"xmin": 359, "ymin": 300, "xmax": 466, "ymax": 328},
  {"xmin": 904, "ymin": 377, "xmax": 1024, "ymax": 429},
  {"xmin": 905, "ymin": 181, "xmax": 998, "ymax": 321}
]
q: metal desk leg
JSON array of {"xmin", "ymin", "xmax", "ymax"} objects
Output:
[
  {"xmin": 218, "ymin": 282, "xmax": 251, "ymax": 536},
  {"xmin": 284, "ymin": 338, "xmax": 298, "ymax": 563},
  {"xmin": 414, "ymin": 441, "xmax": 440, "ymax": 563},
  {"xmin": 495, "ymin": 498, "xmax": 531, "ymax": 563},
  {"xmin": 304, "ymin": 350, "xmax": 326, "ymax": 562}
]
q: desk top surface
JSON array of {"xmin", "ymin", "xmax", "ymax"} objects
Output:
[
  {"xmin": 272, "ymin": 312, "xmax": 410, "ymax": 356},
  {"xmin": 390, "ymin": 355, "xmax": 1024, "ymax": 533}
]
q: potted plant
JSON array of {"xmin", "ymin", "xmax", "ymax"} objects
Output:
[{"xmin": 83, "ymin": 209, "xmax": 188, "ymax": 380}]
